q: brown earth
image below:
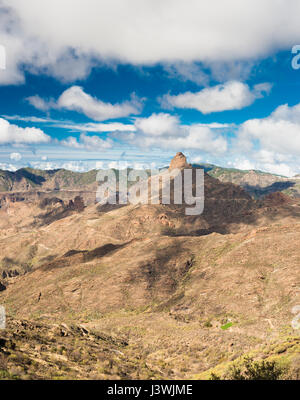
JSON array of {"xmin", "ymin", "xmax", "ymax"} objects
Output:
[{"xmin": 0, "ymin": 154, "xmax": 299, "ymax": 380}]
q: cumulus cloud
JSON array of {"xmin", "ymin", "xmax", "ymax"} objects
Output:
[
  {"xmin": 61, "ymin": 133, "xmax": 112, "ymax": 151},
  {"xmin": 237, "ymin": 102, "xmax": 300, "ymax": 156},
  {"xmin": 0, "ymin": 4, "xmax": 97, "ymax": 84},
  {"xmin": 27, "ymin": 86, "xmax": 143, "ymax": 121},
  {"xmin": 226, "ymin": 102, "xmax": 300, "ymax": 176},
  {"xmin": 228, "ymin": 152, "xmax": 297, "ymax": 177},
  {"xmin": 0, "ymin": 117, "xmax": 51, "ymax": 144},
  {"xmin": 26, "ymin": 95, "xmax": 56, "ymax": 112},
  {"xmin": 134, "ymin": 113, "xmax": 182, "ymax": 137},
  {"xmin": 10, "ymin": 152, "xmax": 22, "ymax": 161},
  {"xmin": 131, "ymin": 113, "xmax": 227, "ymax": 154},
  {"xmin": 57, "ymin": 87, "xmax": 142, "ymax": 121},
  {"xmin": 2, "ymin": 1, "xmax": 300, "ymax": 84},
  {"xmin": 128, "ymin": 106, "xmax": 300, "ymax": 176},
  {"xmin": 161, "ymin": 81, "xmax": 272, "ymax": 114}
]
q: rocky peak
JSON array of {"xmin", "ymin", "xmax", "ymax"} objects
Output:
[{"xmin": 169, "ymin": 152, "xmax": 191, "ymax": 171}]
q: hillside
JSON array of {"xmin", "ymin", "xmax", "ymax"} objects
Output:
[
  {"xmin": 0, "ymin": 168, "xmax": 98, "ymax": 192},
  {"xmin": 1, "ymin": 163, "xmax": 299, "ymax": 202},
  {"xmin": 0, "ymin": 153, "xmax": 299, "ymax": 380},
  {"xmin": 193, "ymin": 164, "xmax": 300, "ymax": 199}
]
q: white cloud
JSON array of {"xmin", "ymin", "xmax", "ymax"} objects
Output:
[
  {"xmin": 127, "ymin": 106, "xmax": 300, "ymax": 177},
  {"xmin": 2, "ymin": 115, "xmax": 60, "ymax": 123},
  {"xmin": 207, "ymin": 60, "xmax": 255, "ymax": 83},
  {"xmin": 27, "ymin": 86, "xmax": 143, "ymax": 121},
  {"xmin": 0, "ymin": 117, "xmax": 51, "ymax": 144},
  {"xmin": 132, "ymin": 113, "xmax": 227, "ymax": 154},
  {"xmin": 197, "ymin": 122, "xmax": 234, "ymax": 129},
  {"xmin": 61, "ymin": 133, "xmax": 112, "ymax": 151},
  {"xmin": 229, "ymin": 154, "xmax": 296, "ymax": 177},
  {"xmin": 163, "ymin": 60, "xmax": 255, "ymax": 86},
  {"xmin": 226, "ymin": 102, "xmax": 300, "ymax": 176},
  {"xmin": 161, "ymin": 81, "xmax": 272, "ymax": 114},
  {"xmin": 29, "ymin": 160, "xmax": 91, "ymax": 172},
  {"xmin": 261, "ymin": 163, "xmax": 295, "ymax": 177},
  {"xmin": 191, "ymin": 156, "xmax": 202, "ymax": 164},
  {"xmin": 10, "ymin": 152, "xmax": 22, "ymax": 161},
  {"xmin": 55, "ymin": 121, "xmax": 136, "ymax": 133},
  {"xmin": 2, "ymin": 1, "xmax": 300, "ymax": 83},
  {"xmin": 0, "ymin": 5, "xmax": 97, "ymax": 84},
  {"xmin": 163, "ymin": 62, "xmax": 209, "ymax": 85},
  {"xmin": 229, "ymin": 159, "xmax": 255, "ymax": 171},
  {"xmin": 239, "ymin": 119, "xmax": 300, "ymax": 155},
  {"xmin": 58, "ymin": 86, "xmax": 142, "ymax": 121},
  {"xmin": 185, "ymin": 125, "xmax": 227, "ymax": 153},
  {"xmin": 134, "ymin": 113, "xmax": 182, "ymax": 136},
  {"xmin": 270, "ymin": 102, "xmax": 300, "ymax": 123},
  {"xmin": 237, "ymin": 102, "xmax": 300, "ymax": 156},
  {"xmin": 28, "ymin": 158, "xmax": 159, "ymax": 172},
  {"xmin": 0, "ymin": 162, "xmax": 18, "ymax": 171},
  {"xmin": 2, "ymin": 115, "xmax": 136, "ymax": 133},
  {"xmin": 95, "ymin": 161, "xmax": 104, "ymax": 169},
  {"xmin": 26, "ymin": 95, "xmax": 56, "ymax": 112}
]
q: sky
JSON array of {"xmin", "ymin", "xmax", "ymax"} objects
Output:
[{"xmin": 1, "ymin": 1, "xmax": 300, "ymax": 176}]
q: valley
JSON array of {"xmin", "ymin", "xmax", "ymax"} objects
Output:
[{"xmin": 0, "ymin": 153, "xmax": 299, "ymax": 380}]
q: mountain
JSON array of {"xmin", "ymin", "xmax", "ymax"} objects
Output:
[
  {"xmin": 0, "ymin": 153, "xmax": 299, "ymax": 380},
  {"xmin": 1, "ymin": 161, "xmax": 300, "ymax": 204},
  {"xmin": 0, "ymin": 168, "xmax": 98, "ymax": 192},
  {"xmin": 193, "ymin": 164, "xmax": 300, "ymax": 199}
]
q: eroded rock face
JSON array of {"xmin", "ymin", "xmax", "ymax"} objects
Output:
[
  {"xmin": 263, "ymin": 191, "xmax": 292, "ymax": 206},
  {"xmin": 2, "ymin": 270, "xmax": 19, "ymax": 279},
  {"xmin": 73, "ymin": 196, "xmax": 85, "ymax": 212},
  {"xmin": 169, "ymin": 152, "xmax": 191, "ymax": 171},
  {"xmin": 68, "ymin": 196, "xmax": 85, "ymax": 212}
]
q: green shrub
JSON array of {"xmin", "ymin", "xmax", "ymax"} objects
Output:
[
  {"xmin": 221, "ymin": 322, "xmax": 233, "ymax": 330},
  {"xmin": 210, "ymin": 357, "xmax": 286, "ymax": 380}
]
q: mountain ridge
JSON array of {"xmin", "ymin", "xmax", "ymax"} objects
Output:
[{"xmin": 0, "ymin": 162, "xmax": 298, "ymax": 200}]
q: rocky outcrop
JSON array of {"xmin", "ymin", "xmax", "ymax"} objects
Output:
[
  {"xmin": 68, "ymin": 196, "xmax": 85, "ymax": 212},
  {"xmin": 169, "ymin": 152, "xmax": 191, "ymax": 171},
  {"xmin": 263, "ymin": 191, "xmax": 292, "ymax": 206},
  {"xmin": 39, "ymin": 197, "xmax": 64, "ymax": 209},
  {"xmin": 2, "ymin": 270, "xmax": 20, "ymax": 279}
]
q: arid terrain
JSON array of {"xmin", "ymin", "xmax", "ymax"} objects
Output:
[{"xmin": 0, "ymin": 153, "xmax": 299, "ymax": 380}]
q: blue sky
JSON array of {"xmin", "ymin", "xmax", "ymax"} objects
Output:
[{"xmin": 1, "ymin": 1, "xmax": 300, "ymax": 176}]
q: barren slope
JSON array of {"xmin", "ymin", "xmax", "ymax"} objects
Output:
[{"xmin": 0, "ymin": 154, "xmax": 299, "ymax": 380}]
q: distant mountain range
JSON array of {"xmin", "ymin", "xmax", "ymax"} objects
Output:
[
  {"xmin": 1, "ymin": 163, "xmax": 299, "ymax": 199},
  {"xmin": 193, "ymin": 164, "xmax": 300, "ymax": 198}
]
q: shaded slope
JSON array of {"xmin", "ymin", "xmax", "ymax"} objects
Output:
[{"xmin": 0, "ymin": 153, "xmax": 299, "ymax": 380}]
